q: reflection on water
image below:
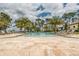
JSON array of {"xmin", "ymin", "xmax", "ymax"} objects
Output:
[{"xmin": 25, "ymin": 32, "xmax": 55, "ymax": 37}]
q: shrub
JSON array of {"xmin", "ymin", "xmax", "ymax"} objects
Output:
[{"xmin": 74, "ymin": 30, "xmax": 79, "ymax": 32}]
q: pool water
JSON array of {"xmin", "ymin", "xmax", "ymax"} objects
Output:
[{"xmin": 25, "ymin": 32, "xmax": 55, "ymax": 37}]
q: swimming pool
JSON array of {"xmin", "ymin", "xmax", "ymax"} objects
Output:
[{"xmin": 25, "ymin": 32, "xmax": 55, "ymax": 37}]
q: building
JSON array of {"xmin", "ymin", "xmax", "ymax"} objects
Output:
[{"xmin": 68, "ymin": 22, "xmax": 79, "ymax": 32}]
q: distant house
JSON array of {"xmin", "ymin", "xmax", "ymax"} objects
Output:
[{"xmin": 68, "ymin": 22, "xmax": 79, "ymax": 32}]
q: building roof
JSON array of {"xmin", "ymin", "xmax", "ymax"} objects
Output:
[{"xmin": 69, "ymin": 22, "xmax": 79, "ymax": 26}]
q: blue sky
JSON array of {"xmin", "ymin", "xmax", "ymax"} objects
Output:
[{"xmin": 0, "ymin": 3, "xmax": 79, "ymax": 21}]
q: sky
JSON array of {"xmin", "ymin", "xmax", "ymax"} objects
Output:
[
  {"xmin": 0, "ymin": 3, "xmax": 79, "ymax": 21},
  {"xmin": 0, "ymin": 3, "xmax": 79, "ymax": 31}
]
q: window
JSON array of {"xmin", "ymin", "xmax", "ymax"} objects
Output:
[{"xmin": 73, "ymin": 26, "xmax": 75, "ymax": 28}]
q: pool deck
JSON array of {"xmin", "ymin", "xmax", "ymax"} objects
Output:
[{"xmin": 0, "ymin": 33, "xmax": 79, "ymax": 56}]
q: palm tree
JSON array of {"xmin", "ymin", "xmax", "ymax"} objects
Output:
[
  {"xmin": 15, "ymin": 20, "xmax": 24, "ymax": 31},
  {"xmin": 62, "ymin": 12, "xmax": 76, "ymax": 32},
  {"xmin": 48, "ymin": 16, "xmax": 64, "ymax": 33},
  {"xmin": 24, "ymin": 21, "xmax": 34, "ymax": 32},
  {"xmin": 62, "ymin": 12, "xmax": 76, "ymax": 22},
  {"xmin": 35, "ymin": 18, "xmax": 44, "ymax": 32},
  {"xmin": 0, "ymin": 12, "xmax": 12, "ymax": 33},
  {"xmin": 43, "ymin": 24, "xmax": 48, "ymax": 32},
  {"xmin": 64, "ymin": 22, "xmax": 68, "ymax": 32},
  {"xmin": 15, "ymin": 17, "xmax": 34, "ymax": 32},
  {"xmin": 76, "ymin": 10, "xmax": 79, "ymax": 32}
]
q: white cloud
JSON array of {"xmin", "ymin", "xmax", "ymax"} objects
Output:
[
  {"xmin": 0, "ymin": 3, "xmax": 79, "ymax": 21},
  {"xmin": 0, "ymin": 3, "xmax": 79, "ymax": 30}
]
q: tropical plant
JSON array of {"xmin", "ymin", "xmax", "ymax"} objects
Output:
[
  {"xmin": 63, "ymin": 12, "xmax": 76, "ymax": 19},
  {"xmin": 62, "ymin": 12, "xmax": 76, "ymax": 22},
  {"xmin": 15, "ymin": 17, "xmax": 34, "ymax": 32},
  {"xmin": 64, "ymin": 22, "xmax": 69, "ymax": 32},
  {"xmin": 43, "ymin": 24, "xmax": 48, "ymax": 32},
  {"xmin": 48, "ymin": 16, "xmax": 64, "ymax": 32},
  {"xmin": 35, "ymin": 18, "xmax": 44, "ymax": 32},
  {"xmin": 62, "ymin": 12, "xmax": 76, "ymax": 32},
  {"xmin": 0, "ymin": 12, "xmax": 12, "ymax": 33}
]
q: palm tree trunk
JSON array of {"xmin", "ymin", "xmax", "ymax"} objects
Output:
[{"xmin": 53, "ymin": 25, "xmax": 56, "ymax": 33}]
